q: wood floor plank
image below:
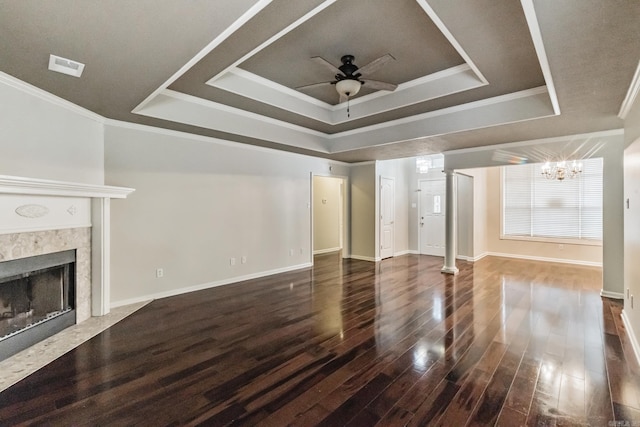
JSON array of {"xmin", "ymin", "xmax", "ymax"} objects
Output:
[{"xmin": 0, "ymin": 253, "xmax": 637, "ymax": 426}]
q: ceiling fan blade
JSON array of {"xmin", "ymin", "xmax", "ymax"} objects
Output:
[
  {"xmin": 311, "ymin": 56, "xmax": 341, "ymax": 75},
  {"xmin": 339, "ymin": 93, "xmax": 348, "ymax": 104},
  {"xmin": 361, "ymin": 79, "xmax": 398, "ymax": 92},
  {"xmin": 295, "ymin": 81, "xmax": 334, "ymax": 91},
  {"xmin": 357, "ymin": 54, "xmax": 395, "ymax": 76}
]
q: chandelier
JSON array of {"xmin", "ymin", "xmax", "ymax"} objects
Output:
[{"xmin": 541, "ymin": 160, "xmax": 582, "ymax": 181}]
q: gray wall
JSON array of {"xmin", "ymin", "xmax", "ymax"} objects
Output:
[
  {"xmin": 350, "ymin": 163, "xmax": 376, "ymax": 260},
  {"xmin": 313, "ymin": 176, "xmax": 342, "ymax": 253},
  {"xmin": 104, "ymin": 124, "xmax": 350, "ymax": 305}
]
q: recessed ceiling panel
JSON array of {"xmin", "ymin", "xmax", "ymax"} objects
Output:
[{"xmin": 240, "ymin": 0, "xmax": 464, "ymax": 104}]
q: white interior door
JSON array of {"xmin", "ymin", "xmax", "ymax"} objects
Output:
[
  {"xmin": 419, "ymin": 179, "xmax": 445, "ymax": 256},
  {"xmin": 380, "ymin": 177, "xmax": 395, "ymax": 259}
]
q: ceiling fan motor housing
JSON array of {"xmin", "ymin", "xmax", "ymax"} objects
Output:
[{"xmin": 338, "ymin": 55, "xmax": 361, "ymax": 80}]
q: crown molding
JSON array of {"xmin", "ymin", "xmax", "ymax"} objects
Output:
[
  {"xmin": 619, "ymin": 59, "xmax": 640, "ymax": 119},
  {"xmin": 521, "ymin": 0, "xmax": 560, "ymax": 115},
  {"xmin": 0, "ymin": 72, "xmax": 104, "ymax": 123}
]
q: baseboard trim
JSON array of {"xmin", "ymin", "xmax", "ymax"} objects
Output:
[
  {"xmin": 394, "ymin": 250, "xmax": 418, "ymax": 257},
  {"xmin": 485, "ymin": 252, "xmax": 602, "ymax": 267},
  {"xmin": 622, "ymin": 309, "xmax": 640, "ymax": 366},
  {"xmin": 349, "ymin": 255, "xmax": 378, "ymax": 262},
  {"xmin": 471, "ymin": 252, "xmax": 489, "ymax": 262},
  {"xmin": 110, "ymin": 262, "xmax": 313, "ymax": 309},
  {"xmin": 600, "ymin": 290, "xmax": 624, "ymax": 300},
  {"xmin": 313, "ymin": 247, "xmax": 341, "ymax": 255}
]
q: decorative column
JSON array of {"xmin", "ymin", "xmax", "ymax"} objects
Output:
[{"xmin": 441, "ymin": 169, "xmax": 459, "ymax": 275}]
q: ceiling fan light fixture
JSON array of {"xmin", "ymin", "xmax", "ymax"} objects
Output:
[{"xmin": 335, "ymin": 79, "xmax": 361, "ymax": 98}]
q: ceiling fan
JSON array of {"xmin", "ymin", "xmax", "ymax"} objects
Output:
[{"xmin": 296, "ymin": 54, "xmax": 398, "ymax": 104}]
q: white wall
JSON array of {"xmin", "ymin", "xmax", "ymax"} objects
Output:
[
  {"xmin": 104, "ymin": 123, "xmax": 349, "ymax": 306},
  {"xmin": 313, "ymin": 176, "xmax": 342, "ymax": 254},
  {"xmin": 0, "ymin": 74, "xmax": 104, "ymax": 184}
]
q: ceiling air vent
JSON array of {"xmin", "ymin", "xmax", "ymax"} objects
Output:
[{"xmin": 48, "ymin": 54, "xmax": 85, "ymax": 77}]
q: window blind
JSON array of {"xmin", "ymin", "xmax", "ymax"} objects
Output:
[{"xmin": 502, "ymin": 158, "xmax": 603, "ymax": 241}]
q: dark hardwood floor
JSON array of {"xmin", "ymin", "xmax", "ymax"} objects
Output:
[{"xmin": 1, "ymin": 253, "xmax": 639, "ymax": 426}]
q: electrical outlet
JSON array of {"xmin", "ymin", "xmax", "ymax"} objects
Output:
[
  {"xmin": 230, "ymin": 257, "xmax": 236, "ymax": 266},
  {"xmin": 241, "ymin": 256, "xmax": 247, "ymax": 264},
  {"xmin": 156, "ymin": 268, "xmax": 164, "ymax": 278},
  {"xmin": 300, "ymin": 248, "xmax": 304, "ymax": 254},
  {"xmin": 289, "ymin": 249, "xmax": 294, "ymax": 256}
]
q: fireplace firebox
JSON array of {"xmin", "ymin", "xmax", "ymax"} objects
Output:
[{"xmin": 0, "ymin": 250, "xmax": 76, "ymax": 360}]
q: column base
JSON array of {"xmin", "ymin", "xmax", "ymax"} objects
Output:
[{"xmin": 441, "ymin": 266, "xmax": 459, "ymax": 275}]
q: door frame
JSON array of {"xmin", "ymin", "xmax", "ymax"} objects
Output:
[
  {"xmin": 311, "ymin": 173, "xmax": 349, "ymax": 263},
  {"xmin": 418, "ymin": 177, "xmax": 446, "ymax": 256},
  {"xmin": 379, "ymin": 176, "xmax": 395, "ymax": 260}
]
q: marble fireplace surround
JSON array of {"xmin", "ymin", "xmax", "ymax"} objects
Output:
[{"xmin": 0, "ymin": 175, "xmax": 134, "ymax": 319}]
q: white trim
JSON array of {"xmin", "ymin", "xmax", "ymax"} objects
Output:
[
  {"xmin": 415, "ymin": 0, "xmax": 488, "ymax": 84},
  {"xmin": 600, "ymin": 290, "xmax": 624, "ymax": 300},
  {"xmin": 133, "ymin": 0, "xmax": 273, "ymax": 112},
  {"xmin": 394, "ymin": 250, "xmax": 419, "ymax": 257},
  {"xmin": 443, "ymin": 129, "xmax": 624, "ymax": 155},
  {"xmin": 619, "ymin": 59, "xmax": 640, "ymax": 119},
  {"xmin": 110, "ymin": 262, "xmax": 312, "ymax": 309},
  {"xmin": 622, "ymin": 309, "xmax": 640, "ymax": 366},
  {"xmin": 521, "ymin": 0, "xmax": 560, "ymax": 115},
  {"xmin": 0, "ymin": 71, "xmax": 104, "ymax": 123},
  {"xmin": 161, "ymin": 89, "xmax": 328, "ymax": 138},
  {"xmin": 485, "ymin": 251, "xmax": 602, "ymax": 267},
  {"xmin": 207, "ymin": 0, "xmax": 338, "ymax": 84},
  {"xmin": 329, "ymin": 86, "xmax": 549, "ymax": 139},
  {"xmin": 210, "ymin": 65, "xmax": 484, "ymax": 125},
  {"xmin": 91, "ymin": 198, "xmax": 111, "ymax": 316},
  {"xmin": 313, "ymin": 247, "xmax": 341, "ymax": 255},
  {"xmin": 349, "ymin": 255, "xmax": 379, "ymax": 262},
  {"xmin": 0, "ymin": 175, "xmax": 135, "ymax": 199},
  {"xmin": 214, "ymin": 67, "xmax": 331, "ymax": 109},
  {"xmin": 470, "ymin": 252, "xmax": 489, "ymax": 262}
]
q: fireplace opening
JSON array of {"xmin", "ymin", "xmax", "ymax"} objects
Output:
[{"xmin": 0, "ymin": 250, "xmax": 76, "ymax": 361}]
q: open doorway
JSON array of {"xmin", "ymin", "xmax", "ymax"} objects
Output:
[{"xmin": 312, "ymin": 175, "xmax": 348, "ymax": 258}]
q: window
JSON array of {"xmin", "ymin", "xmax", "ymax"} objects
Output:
[{"xmin": 502, "ymin": 158, "xmax": 603, "ymax": 243}]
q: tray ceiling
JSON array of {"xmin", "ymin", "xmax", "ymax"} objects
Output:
[{"xmin": 1, "ymin": 0, "xmax": 639, "ymax": 161}]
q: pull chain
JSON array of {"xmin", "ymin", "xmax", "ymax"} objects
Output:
[{"xmin": 347, "ymin": 97, "xmax": 350, "ymax": 118}]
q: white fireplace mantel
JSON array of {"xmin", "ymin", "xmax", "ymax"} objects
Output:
[
  {"xmin": 0, "ymin": 175, "xmax": 135, "ymax": 317},
  {"xmin": 0, "ymin": 175, "xmax": 134, "ymax": 199}
]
